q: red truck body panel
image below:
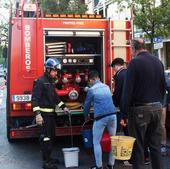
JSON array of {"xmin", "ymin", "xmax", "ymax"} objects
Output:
[{"xmin": 7, "ymin": 15, "xmax": 131, "ymax": 140}]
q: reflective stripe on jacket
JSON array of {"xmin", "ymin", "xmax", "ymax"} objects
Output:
[{"xmin": 32, "ymin": 73, "xmax": 65, "ymax": 113}]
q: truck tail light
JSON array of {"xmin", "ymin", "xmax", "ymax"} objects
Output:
[
  {"xmin": 12, "ymin": 103, "xmax": 22, "ymax": 110},
  {"xmin": 11, "ymin": 131, "xmax": 15, "ymax": 137},
  {"xmin": 12, "ymin": 103, "xmax": 32, "ymax": 111},
  {"xmin": 25, "ymin": 103, "xmax": 32, "ymax": 110}
]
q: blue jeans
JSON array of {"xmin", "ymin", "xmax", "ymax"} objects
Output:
[{"xmin": 93, "ymin": 114, "xmax": 117, "ymax": 167}]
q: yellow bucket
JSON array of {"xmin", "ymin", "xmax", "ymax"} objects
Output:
[{"xmin": 111, "ymin": 136, "xmax": 136, "ymax": 160}]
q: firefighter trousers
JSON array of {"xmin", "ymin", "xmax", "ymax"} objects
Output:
[{"xmin": 39, "ymin": 113, "xmax": 56, "ymax": 162}]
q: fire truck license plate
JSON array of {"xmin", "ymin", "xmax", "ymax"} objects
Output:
[{"xmin": 12, "ymin": 95, "xmax": 32, "ymax": 102}]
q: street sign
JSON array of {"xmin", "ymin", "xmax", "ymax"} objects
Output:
[
  {"xmin": 154, "ymin": 42, "xmax": 163, "ymax": 49},
  {"xmin": 153, "ymin": 37, "xmax": 162, "ymax": 43}
]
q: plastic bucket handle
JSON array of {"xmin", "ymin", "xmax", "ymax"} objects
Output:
[{"xmin": 81, "ymin": 119, "xmax": 93, "ymax": 130}]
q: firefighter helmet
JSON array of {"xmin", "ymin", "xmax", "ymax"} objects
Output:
[{"xmin": 45, "ymin": 58, "xmax": 61, "ymax": 71}]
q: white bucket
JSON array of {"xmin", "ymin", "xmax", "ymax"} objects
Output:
[{"xmin": 62, "ymin": 147, "xmax": 79, "ymax": 168}]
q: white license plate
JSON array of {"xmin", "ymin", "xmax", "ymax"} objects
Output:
[{"xmin": 12, "ymin": 95, "xmax": 32, "ymax": 102}]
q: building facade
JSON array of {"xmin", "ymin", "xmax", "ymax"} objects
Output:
[{"xmin": 85, "ymin": 0, "xmax": 170, "ymax": 69}]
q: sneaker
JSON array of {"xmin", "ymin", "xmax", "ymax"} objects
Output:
[
  {"xmin": 89, "ymin": 166, "xmax": 103, "ymax": 169},
  {"xmin": 144, "ymin": 157, "xmax": 150, "ymax": 165},
  {"xmin": 123, "ymin": 161, "xmax": 132, "ymax": 166},
  {"xmin": 49, "ymin": 159, "xmax": 60, "ymax": 164},
  {"xmin": 161, "ymin": 146, "xmax": 167, "ymax": 156},
  {"xmin": 105, "ymin": 164, "xmax": 114, "ymax": 169},
  {"xmin": 43, "ymin": 161, "xmax": 58, "ymax": 169}
]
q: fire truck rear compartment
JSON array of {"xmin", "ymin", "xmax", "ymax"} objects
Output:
[{"xmin": 44, "ymin": 33, "xmax": 103, "ymax": 107}]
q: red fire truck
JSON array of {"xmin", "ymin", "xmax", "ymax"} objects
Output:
[{"xmin": 7, "ymin": 1, "xmax": 131, "ymax": 141}]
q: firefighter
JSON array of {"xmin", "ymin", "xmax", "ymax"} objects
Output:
[{"xmin": 32, "ymin": 58, "xmax": 70, "ymax": 169}]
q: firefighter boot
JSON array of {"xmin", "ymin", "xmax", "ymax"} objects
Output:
[
  {"xmin": 49, "ymin": 158, "xmax": 60, "ymax": 164},
  {"xmin": 40, "ymin": 135, "xmax": 53, "ymax": 162}
]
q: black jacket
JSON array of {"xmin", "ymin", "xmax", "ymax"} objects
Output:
[
  {"xmin": 112, "ymin": 68, "xmax": 126, "ymax": 107},
  {"xmin": 32, "ymin": 73, "xmax": 65, "ymax": 113},
  {"xmin": 120, "ymin": 51, "xmax": 166, "ymax": 117}
]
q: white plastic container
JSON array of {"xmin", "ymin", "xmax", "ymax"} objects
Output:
[{"xmin": 62, "ymin": 147, "xmax": 80, "ymax": 168}]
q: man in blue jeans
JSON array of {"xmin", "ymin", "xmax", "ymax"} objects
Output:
[{"xmin": 83, "ymin": 70, "xmax": 117, "ymax": 169}]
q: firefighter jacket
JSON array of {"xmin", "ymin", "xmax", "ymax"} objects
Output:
[{"xmin": 32, "ymin": 73, "xmax": 66, "ymax": 113}]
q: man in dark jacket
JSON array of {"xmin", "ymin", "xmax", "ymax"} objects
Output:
[
  {"xmin": 120, "ymin": 38, "xmax": 166, "ymax": 169},
  {"xmin": 111, "ymin": 58, "xmax": 150, "ymax": 165},
  {"xmin": 111, "ymin": 58, "xmax": 126, "ymax": 107},
  {"xmin": 32, "ymin": 58, "xmax": 70, "ymax": 169},
  {"xmin": 111, "ymin": 58, "xmax": 128, "ymax": 134}
]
